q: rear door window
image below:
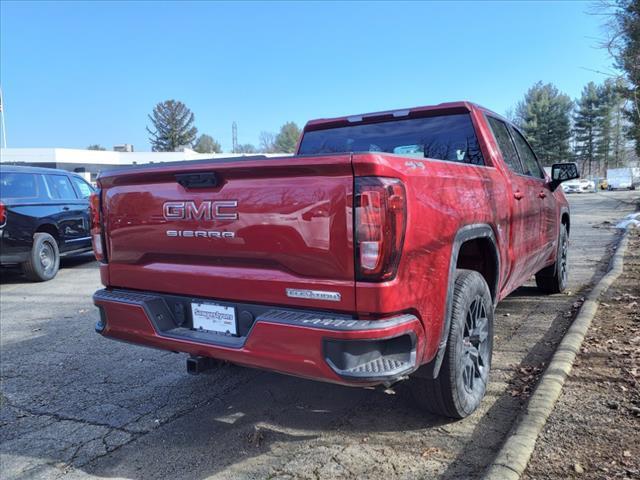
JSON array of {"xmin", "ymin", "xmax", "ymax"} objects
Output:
[
  {"xmin": 71, "ymin": 176, "xmax": 94, "ymax": 199},
  {"xmin": 0, "ymin": 172, "xmax": 41, "ymax": 199},
  {"xmin": 45, "ymin": 174, "xmax": 78, "ymax": 200},
  {"xmin": 511, "ymin": 129, "xmax": 545, "ymax": 179},
  {"xmin": 298, "ymin": 113, "xmax": 485, "ymax": 166},
  {"xmin": 486, "ymin": 117, "xmax": 523, "ymax": 174}
]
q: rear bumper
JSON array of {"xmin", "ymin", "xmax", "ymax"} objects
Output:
[
  {"xmin": 0, "ymin": 252, "xmax": 29, "ymax": 264},
  {"xmin": 93, "ymin": 288, "xmax": 425, "ymax": 386},
  {"xmin": 0, "ymin": 235, "xmax": 29, "ymax": 265}
]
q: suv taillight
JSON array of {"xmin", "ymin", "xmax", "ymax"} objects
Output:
[
  {"xmin": 89, "ymin": 191, "xmax": 105, "ymax": 261},
  {"xmin": 355, "ymin": 177, "xmax": 406, "ymax": 281},
  {"xmin": 0, "ymin": 202, "xmax": 6, "ymax": 227}
]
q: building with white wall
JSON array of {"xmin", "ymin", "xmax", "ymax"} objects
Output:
[{"xmin": 0, "ymin": 148, "xmax": 288, "ymax": 183}]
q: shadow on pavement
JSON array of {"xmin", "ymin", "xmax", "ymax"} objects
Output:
[
  {"xmin": 0, "ymin": 252, "xmax": 96, "ymax": 285},
  {"xmin": 0, "ymin": 316, "xmax": 453, "ymax": 480}
]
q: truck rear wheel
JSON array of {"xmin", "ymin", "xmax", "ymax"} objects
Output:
[
  {"xmin": 22, "ymin": 233, "xmax": 60, "ymax": 282},
  {"xmin": 535, "ymin": 224, "xmax": 568, "ymax": 294},
  {"xmin": 411, "ymin": 269, "xmax": 493, "ymax": 418}
]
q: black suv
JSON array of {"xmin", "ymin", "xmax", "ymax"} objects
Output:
[{"xmin": 0, "ymin": 165, "xmax": 95, "ymax": 281}]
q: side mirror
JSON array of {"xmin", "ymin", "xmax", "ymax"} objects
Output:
[{"xmin": 549, "ymin": 162, "xmax": 579, "ymax": 191}]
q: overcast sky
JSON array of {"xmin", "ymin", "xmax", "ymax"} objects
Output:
[{"xmin": 0, "ymin": 1, "xmax": 615, "ymax": 152}]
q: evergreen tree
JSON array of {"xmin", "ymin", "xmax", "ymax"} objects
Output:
[
  {"xmin": 146, "ymin": 100, "xmax": 198, "ymax": 152},
  {"xmin": 602, "ymin": 0, "xmax": 640, "ymax": 156},
  {"xmin": 515, "ymin": 82, "xmax": 573, "ymax": 165},
  {"xmin": 618, "ymin": 0, "xmax": 639, "ymax": 157},
  {"xmin": 193, "ymin": 134, "xmax": 221, "ymax": 153},
  {"xmin": 574, "ymin": 83, "xmax": 601, "ymax": 177},
  {"xmin": 274, "ymin": 122, "xmax": 301, "ymax": 153},
  {"xmin": 596, "ymin": 78, "xmax": 630, "ymax": 172}
]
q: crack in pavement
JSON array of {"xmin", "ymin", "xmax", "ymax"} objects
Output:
[{"xmin": 2, "ymin": 398, "xmax": 138, "ymax": 435}]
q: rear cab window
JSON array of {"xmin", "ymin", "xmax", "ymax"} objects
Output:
[
  {"xmin": 70, "ymin": 176, "xmax": 94, "ymax": 199},
  {"xmin": 486, "ymin": 116, "xmax": 524, "ymax": 175},
  {"xmin": 298, "ymin": 113, "xmax": 485, "ymax": 166},
  {"xmin": 0, "ymin": 172, "xmax": 46, "ymax": 201},
  {"xmin": 510, "ymin": 128, "xmax": 545, "ymax": 180},
  {"xmin": 44, "ymin": 174, "xmax": 78, "ymax": 200}
]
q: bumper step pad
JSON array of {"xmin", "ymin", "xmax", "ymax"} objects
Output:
[{"xmin": 345, "ymin": 357, "xmax": 412, "ymax": 375}]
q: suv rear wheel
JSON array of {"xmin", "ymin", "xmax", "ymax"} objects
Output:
[
  {"xmin": 411, "ymin": 269, "xmax": 494, "ymax": 418},
  {"xmin": 22, "ymin": 232, "xmax": 60, "ymax": 281}
]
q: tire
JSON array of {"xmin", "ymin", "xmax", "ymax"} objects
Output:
[
  {"xmin": 411, "ymin": 269, "xmax": 494, "ymax": 418},
  {"xmin": 535, "ymin": 224, "xmax": 568, "ymax": 294},
  {"xmin": 22, "ymin": 232, "xmax": 60, "ymax": 281}
]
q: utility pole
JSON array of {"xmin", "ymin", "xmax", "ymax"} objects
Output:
[
  {"xmin": 0, "ymin": 85, "xmax": 6, "ymax": 148},
  {"xmin": 232, "ymin": 121, "xmax": 238, "ymax": 154}
]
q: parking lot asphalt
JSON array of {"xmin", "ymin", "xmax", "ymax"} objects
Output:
[{"xmin": 1, "ymin": 190, "xmax": 638, "ymax": 480}]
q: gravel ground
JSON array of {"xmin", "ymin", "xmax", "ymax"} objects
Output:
[
  {"xmin": 523, "ymin": 229, "xmax": 640, "ymax": 480},
  {"xmin": 1, "ymin": 190, "xmax": 638, "ymax": 480}
]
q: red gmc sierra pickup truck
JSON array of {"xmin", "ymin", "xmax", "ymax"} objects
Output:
[{"xmin": 91, "ymin": 101, "xmax": 579, "ymax": 418}]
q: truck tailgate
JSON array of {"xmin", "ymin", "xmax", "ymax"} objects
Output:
[{"xmin": 98, "ymin": 155, "xmax": 356, "ymax": 311}]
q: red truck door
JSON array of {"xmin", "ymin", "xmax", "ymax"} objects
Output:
[
  {"xmin": 538, "ymin": 185, "xmax": 558, "ymax": 265},
  {"xmin": 485, "ymin": 117, "xmax": 540, "ymax": 292},
  {"xmin": 509, "ymin": 128, "xmax": 556, "ymax": 267}
]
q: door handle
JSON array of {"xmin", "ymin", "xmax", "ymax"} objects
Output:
[
  {"xmin": 538, "ymin": 191, "xmax": 547, "ymax": 199},
  {"xmin": 513, "ymin": 191, "xmax": 524, "ymax": 200},
  {"xmin": 63, "ymin": 206, "xmax": 70, "ymax": 211}
]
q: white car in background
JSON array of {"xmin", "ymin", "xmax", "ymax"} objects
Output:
[{"xmin": 562, "ymin": 178, "xmax": 595, "ymax": 193}]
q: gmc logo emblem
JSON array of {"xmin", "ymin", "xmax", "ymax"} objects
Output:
[{"xmin": 163, "ymin": 201, "xmax": 238, "ymax": 221}]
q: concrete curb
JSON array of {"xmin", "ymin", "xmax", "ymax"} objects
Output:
[{"xmin": 483, "ymin": 227, "xmax": 634, "ymax": 480}]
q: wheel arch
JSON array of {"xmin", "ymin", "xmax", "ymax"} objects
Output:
[
  {"xmin": 455, "ymin": 231, "xmax": 500, "ymax": 302},
  {"xmin": 35, "ymin": 223, "xmax": 60, "ymax": 244},
  {"xmin": 416, "ymin": 223, "xmax": 499, "ymax": 379}
]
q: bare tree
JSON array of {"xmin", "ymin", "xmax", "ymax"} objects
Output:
[{"xmin": 259, "ymin": 131, "xmax": 276, "ymax": 153}]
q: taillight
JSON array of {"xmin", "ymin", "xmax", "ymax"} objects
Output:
[
  {"xmin": 89, "ymin": 191, "xmax": 105, "ymax": 261},
  {"xmin": 0, "ymin": 202, "xmax": 6, "ymax": 227},
  {"xmin": 355, "ymin": 177, "xmax": 406, "ymax": 281}
]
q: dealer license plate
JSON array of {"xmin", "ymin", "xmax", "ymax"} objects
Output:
[{"xmin": 191, "ymin": 302, "xmax": 237, "ymax": 335}]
